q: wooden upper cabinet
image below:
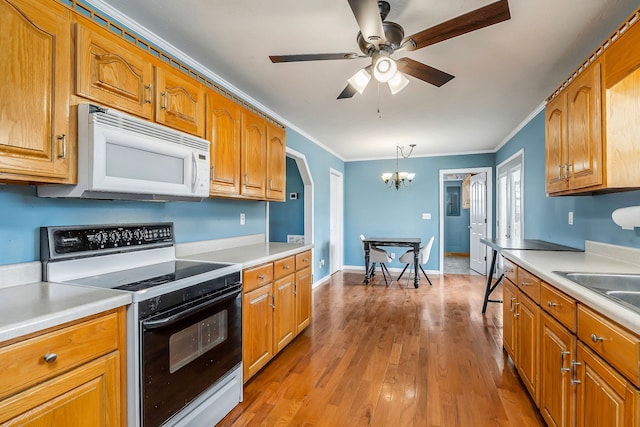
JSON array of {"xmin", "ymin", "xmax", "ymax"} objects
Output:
[
  {"xmin": 155, "ymin": 67, "xmax": 205, "ymax": 137},
  {"xmin": 0, "ymin": 0, "xmax": 71, "ymax": 183},
  {"xmin": 207, "ymin": 90, "xmax": 241, "ymax": 197},
  {"xmin": 565, "ymin": 62, "xmax": 602, "ymax": 191},
  {"xmin": 76, "ymin": 23, "xmax": 153, "ymax": 120},
  {"xmin": 266, "ymin": 123, "xmax": 286, "ymax": 201},
  {"xmin": 545, "ymin": 94, "xmax": 569, "ymax": 194},
  {"xmin": 241, "ymin": 110, "xmax": 267, "ymax": 199}
]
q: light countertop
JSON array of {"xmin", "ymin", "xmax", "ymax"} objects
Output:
[
  {"xmin": 180, "ymin": 242, "xmax": 313, "ymax": 269},
  {"xmin": 0, "ymin": 281, "xmax": 131, "ymax": 343},
  {"xmin": 502, "ymin": 245, "xmax": 640, "ymax": 334}
]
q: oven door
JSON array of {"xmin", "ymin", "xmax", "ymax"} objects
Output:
[{"xmin": 140, "ymin": 289, "xmax": 241, "ymax": 427}]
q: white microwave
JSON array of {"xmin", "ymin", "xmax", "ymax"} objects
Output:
[{"xmin": 38, "ymin": 104, "xmax": 210, "ymax": 201}]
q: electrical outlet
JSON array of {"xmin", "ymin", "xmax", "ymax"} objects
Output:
[
  {"xmin": 240, "ymin": 213, "xmax": 245, "ymax": 225},
  {"xmin": 319, "ymin": 259, "xmax": 325, "ymax": 267},
  {"xmin": 568, "ymin": 211, "xmax": 573, "ymax": 225}
]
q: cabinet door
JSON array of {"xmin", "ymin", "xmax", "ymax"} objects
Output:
[
  {"xmin": 575, "ymin": 342, "xmax": 639, "ymax": 427},
  {"xmin": 241, "ymin": 110, "xmax": 267, "ymax": 199},
  {"xmin": 207, "ymin": 91, "xmax": 241, "ymax": 197},
  {"xmin": 516, "ymin": 292, "xmax": 540, "ymax": 404},
  {"xmin": 295, "ymin": 267, "xmax": 312, "ymax": 334},
  {"xmin": 545, "ymin": 94, "xmax": 569, "ymax": 193},
  {"xmin": 540, "ymin": 312, "xmax": 576, "ymax": 427},
  {"xmin": 273, "ymin": 275, "xmax": 295, "ymax": 353},
  {"xmin": 566, "ymin": 62, "xmax": 603, "ymax": 191},
  {"xmin": 266, "ymin": 122, "xmax": 286, "ymax": 201},
  {"xmin": 0, "ymin": 0, "xmax": 71, "ymax": 183},
  {"xmin": 243, "ymin": 284, "xmax": 273, "ymax": 382},
  {"xmin": 76, "ymin": 23, "xmax": 153, "ymax": 120},
  {"xmin": 503, "ymin": 279, "xmax": 517, "ymax": 361},
  {"xmin": 0, "ymin": 352, "xmax": 120, "ymax": 425},
  {"xmin": 155, "ymin": 67, "xmax": 205, "ymax": 137}
]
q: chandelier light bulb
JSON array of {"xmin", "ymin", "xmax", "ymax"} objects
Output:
[{"xmin": 373, "ymin": 55, "xmax": 397, "ymax": 83}]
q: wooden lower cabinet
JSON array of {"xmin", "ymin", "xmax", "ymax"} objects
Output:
[
  {"xmin": 242, "ymin": 283, "xmax": 274, "ymax": 381},
  {"xmin": 575, "ymin": 342, "xmax": 640, "ymax": 427},
  {"xmin": 295, "ymin": 267, "xmax": 312, "ymax": 333},
  {"xmin": 516, "ymin": 291, "xmax": 540, "ymax": 404},
  {"xmin": 242, "ymin": 251, "xmax": 312, "ymax": 383},
  {"xmin": 540, "ymin": 312, "xmax": 576, "ymax": 427},
  {"xmin": 0, "ymin": 308, "xmax": 125, "ymax": 425},
  {"xmin": 274, "ymin": 274, "xmax": 296, "ymax": 353},
  {"xmin": 503, "ymin": 279, "xmax": 517, "ymax": 360}
]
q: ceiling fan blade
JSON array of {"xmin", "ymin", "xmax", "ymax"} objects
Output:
[
  {"xmin": 270, "ymin": 53, "xmax": 361, "ymax": 63},
  {"xmin": 337, "ymin": 84, "xmax": 358, "ymax": 99},
  {"xmin": 397, "ymin": 58, "xmax": 454, "ymax": 87},
  {"xmin": 347, "ymin": 0, "xmax": 386, "ymax": 45},
  {"xmin": 403, "ymin": 0, "xmax": 511, "ymax": 51}
]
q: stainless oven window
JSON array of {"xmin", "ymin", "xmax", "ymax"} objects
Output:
[{"xmin": 169, "ymin": 310, "xmax": 228, "ymax": 373}]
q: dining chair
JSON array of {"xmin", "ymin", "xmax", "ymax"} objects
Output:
[
  {"xmin": 360, "ymin": 234, "xmax": 395, "ymax": 285},
  {"xmin": 397, "ymin": 236, "xmax": 435, "ymax": 286}
]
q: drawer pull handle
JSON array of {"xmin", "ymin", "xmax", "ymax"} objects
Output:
[
  {"xmin": 144, "ymin": 84, "xmax": 152, "ymax": 104},
  {"xmin": 570, "ymin": 360, "xmax": 581, "ymax": 384},
  {"xmin": 547, "ymin": 301, "xmax": 560, "ymax": 308},
  {"xmin": 270, "ymin": 294, "xmax": 275, "ymax": 309},
  {"xmin": 258, "ymin": 274, "xmax": 266, "ymax": 280},
  {"xmin": 591, "ymin": 333, "xmax": 605, "ymax": 343},
  {"xmin": 513, "ymin": 301, "xmax": 520, "ymax": 317},
  {"xmin": 509, "ymin": 297, "xmax": 516, "ymax": 312},
  {"xmin": 560, "ymin": 351, "xmax": 571, "ymax": 373},
  {"xmin": 303, "ymin": 258, "xmax": 309, "ymax": 262},
  {"xmin": 520, "ymin": 280, "xmax": 533, "ymax": 287},
  {"xmin": 284, "ymin": 265, "xmax": 290, "ymax": 269},
  {"xmin": 43, "ymin": 353, "xmax": 58, "ymax": 364}
]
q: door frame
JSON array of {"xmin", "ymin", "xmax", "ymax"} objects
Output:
[
  {"xmin": 438, "ymin": 167, "xmax": 493, "ymax": 275},
  {"xmin": 329, "ymin": 168, "xmax": 343, "ymax": 274}
]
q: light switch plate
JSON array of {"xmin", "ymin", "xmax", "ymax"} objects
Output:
[{"xmin": 422, "ymin": 213, "xmax": 431, "ymax": 220}]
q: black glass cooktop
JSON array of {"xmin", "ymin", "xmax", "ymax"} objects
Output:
[{"xmin": 66, "ymin": 260, "xmax": 230, "ymax": 292}]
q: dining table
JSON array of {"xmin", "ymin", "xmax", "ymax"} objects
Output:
[
  {"xmin": 480, "ymin": 238, "xmax": 582, "ymax": 313},
  {"xmin": 363, "ymin": 237, "xmax": 422, "ymax": 288}
]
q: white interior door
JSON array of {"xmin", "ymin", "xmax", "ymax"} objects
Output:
[
  {"xmin": 329, "ymin": 169, "xmax": 343, "ymax": 275},
  {"xmin": 469, "ymin": 172, "xmax": 487, "ymax": 274}
]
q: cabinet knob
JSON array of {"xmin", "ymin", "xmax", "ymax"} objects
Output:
[
  {"xmin": 258, "ymin": 274, "xmax": 265, "ymax": 280},
  {"xmin": 43, "ymin": 353, "xmax": 58, "ymax": 364},
  {"xmin": 284, "ymin": 265, "xmax": 290, "ymax": 269},
  {"xmin": 547, "ymin": 301, "xmax": 560, "ymax": 308},
  {"xmin": 591, "ymin": 333, "xmax": 605, "ymax": 343}
]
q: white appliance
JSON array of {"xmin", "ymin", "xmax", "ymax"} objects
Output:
[{"xmin": 38, "ymin": 104, "xmax": 210, "ymax": 201}]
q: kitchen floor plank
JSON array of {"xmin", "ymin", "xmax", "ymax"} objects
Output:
[{"xmin": 218, "ymin": 271, "xmax": 544, "ymax": 426}]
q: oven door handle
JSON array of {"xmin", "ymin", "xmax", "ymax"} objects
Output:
[{"xmin": 142, "ymin": 288, "xmax": 241, "ymax": 330}]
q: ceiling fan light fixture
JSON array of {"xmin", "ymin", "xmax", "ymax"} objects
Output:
[
  {"xmin": 388, "ymin": 71, "xmax": 409, "ymax": 94},
  {"xmin": 347, "ymin": 68, "xmax": 372, "ymax": 94},
  {"xmin": 373, "ymin": 53, "xmax": 397, "ymax": 83}
]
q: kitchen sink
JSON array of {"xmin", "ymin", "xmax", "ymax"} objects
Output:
[{"xmin": 554, "ymin": 272, "xmax": 640, "ymax": 314}]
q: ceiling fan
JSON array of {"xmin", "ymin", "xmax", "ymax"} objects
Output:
[{"xmin": 269, "ymin": 0, "xmax": 511, "ymax": 99}]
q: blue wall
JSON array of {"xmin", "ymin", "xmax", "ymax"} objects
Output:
[
  {"xmin": 269, "ymin": 157, "xmax": 304, "ymax": 242},
  {"xmin": 344, "ymin": 153, "xmax": 495, "ymax": 271},
  {"xmin": 286, "ymin": 130, "xmax": 344, "ymax": 278},
  {"xmin": 444, "ymin": 180, "xmax": 470, "ymax": 253},
  {"xmin": 496, "ymin": 111, "xmax": 640, "ymax": 249}
]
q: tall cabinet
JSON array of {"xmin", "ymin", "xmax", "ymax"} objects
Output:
[{"xmin": 0, "ymin": 0, "xmax": 72, "ymax": 183}]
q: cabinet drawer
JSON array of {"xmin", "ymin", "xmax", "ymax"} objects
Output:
[
  {"xmin": 577, "ymin": 305, "xmax": 640, "ymax": 386},
  {"xmin": 243, "ymin": 263, "xmax": 274, "ymax": 292},
  {"xmin": 517, "ymin": 267, "xmax": 541, "ymax": 304},
  {"xmin": 274, "ymin": 256, "xmax": 295, "ymax": 280},
  {"xmin": 296, "ymin": 251, "xmax": 312, "ymax": 270},
  {"xmin": 541, "ymin": 282, "xmax": 577, "ymax": 332},
  {"xmin": 0, "ymin": 312, "xmax": 119, "ymax": 400},
  {"xmin": 503, "ymin": 258, "xmax": 517, "ymax": 283}
]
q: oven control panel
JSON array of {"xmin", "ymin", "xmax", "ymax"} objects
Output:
[{"xmin": 41, "ymin": 223, "xmax": 174, "ymax": 259}]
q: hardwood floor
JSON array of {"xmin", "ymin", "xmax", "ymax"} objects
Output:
[{"xmin": 218, "ymin": 271, "xmax": 545, "ymax": 427}]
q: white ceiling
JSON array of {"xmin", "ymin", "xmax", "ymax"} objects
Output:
[{"xmin": 97, "ymin": 0, "xmax": 638, "ymax": 161}]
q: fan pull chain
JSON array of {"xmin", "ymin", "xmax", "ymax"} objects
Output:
[{"xmin": 377, "ymin": 82, "xmax": 383, "ymax": 119}]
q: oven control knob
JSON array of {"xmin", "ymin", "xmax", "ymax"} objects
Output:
[
  {"xmin": 121, "ymin": 230, "xmax": 133, "ymax": 242},
  {"xmin": 94, "ymin": 231, "xmax": 108, "ymax": 244},
  {"xmin": 134, "ymin": 229, "xmax": 144, "ymax": 241},
  {"xmin": 108, "ymin": 230, "xmax": 120, "ymax": 243}
]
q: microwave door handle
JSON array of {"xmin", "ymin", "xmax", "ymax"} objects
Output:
[
  {"xmin": 191, "ymin": 152, "xmax": 198, "ymax": 193},
  {"xmin": 142, "ymin": 289, "xmax": 241, "ymax": 330}
]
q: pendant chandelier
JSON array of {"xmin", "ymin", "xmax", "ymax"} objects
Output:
[{"xmin": 381, "ymin": 144, "xmax": 416, "ymax": 190}]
